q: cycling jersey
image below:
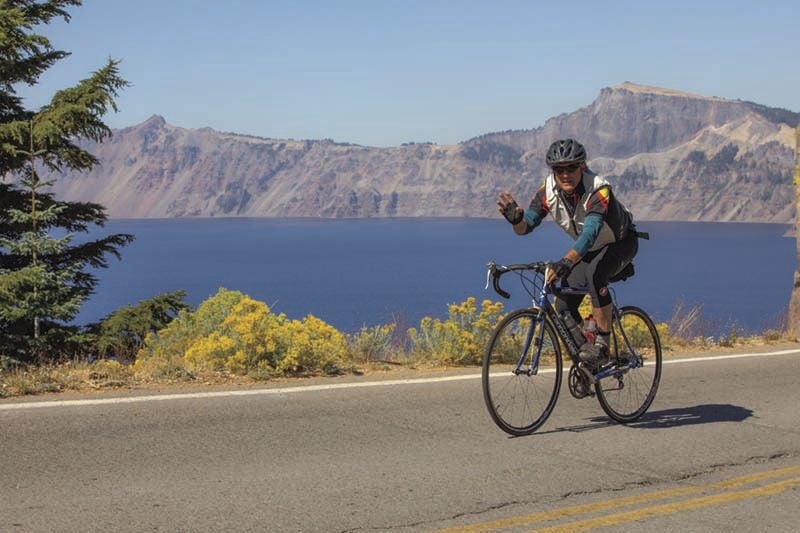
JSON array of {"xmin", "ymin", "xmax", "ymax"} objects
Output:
[{"xmin": 521, "ymin": 170, "xmax": 633, "ymax": 256}]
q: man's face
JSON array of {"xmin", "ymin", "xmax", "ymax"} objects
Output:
[{"xmin": 551, "ymin": 163, "xmax": 584, "ymax": 194}]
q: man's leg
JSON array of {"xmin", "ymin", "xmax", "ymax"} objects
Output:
[
  {"xmin": 587, "ymin": 303, "xmax": 613, "ymax": 363},
  {"xmin": 592, "ymin": 303, "xmax": 613, "ymax": 338},
  {"xmin": 580, "ymin": 234, "xmax": 639, "ymax": 363}
]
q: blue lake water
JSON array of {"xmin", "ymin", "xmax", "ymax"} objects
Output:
[{"xmin": 76, "ymin": 218, "xmax": 796, "ymax": 337}]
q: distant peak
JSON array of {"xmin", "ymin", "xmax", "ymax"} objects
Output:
[
  {"xmin": 141, "ymin": 114, "xmax": 167, "ymax": 127},
  {"xmin": 609, "ymin": 82, "xmax": 724, "ymax": 101}
]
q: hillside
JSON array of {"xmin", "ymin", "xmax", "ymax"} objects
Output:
[{"xmin": 47, "ymin": 82, "xmax": 798, "ymax": 222}]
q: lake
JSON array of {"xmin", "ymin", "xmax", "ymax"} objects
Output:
[{"xmin": 76, "ymin": 218, "xmax": 796, "ymax": 337}]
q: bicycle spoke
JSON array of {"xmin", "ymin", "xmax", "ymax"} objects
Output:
[
  {"xmin": 482, "ymin": 310, "xmax": 562, "ymax": 435},
  {"xmin": 595, "ymin": 306, "xmax": 661, "ymax": 423}
]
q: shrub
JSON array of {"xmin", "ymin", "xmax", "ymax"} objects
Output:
[
  {"xmin": 718, "ymin": 324, "xmax": 742, "ymax": 347},
  {"xmin": 274, "ymin": 315, "xmax": 348, "ymax": 375},
  {"xmin": 81, "ymin": 359, "xmax": 132, "ymax": 388},
  {"xmin": 135, "ymin": 288, "xmax": 349, "ymax": 378},
  {"xmin": 348, "ymin": 323, "xmax": 397, "ymax": 363},
  {"xmin": 184, "ymin": 296, "xmax": 285, "ymax": 374},
  {"xmin": 95, "ymin": 290, "xmax": 189, "ymax": 362},
  {"xmin": 407, "ymin": 297, "xmax": 504, "ymax": 365},
  {"xmin": 0, "ymin": 354, "xmax": 24, "ymax": 372},
  {"xmin": 1, "ymin": 370, "xmax": 38, "ymax": 397},
  {"xmin": 134, "ymin": 288, "xmax": 248, "ymax": 377},
  {"xmin": 762, "ymin": 329, "xmax": 784, "ymax": 342}
]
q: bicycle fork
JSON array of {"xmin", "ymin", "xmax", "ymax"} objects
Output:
[{"xmin": 513, "ymin": 311, "xmax": 546, "ymax": 376}]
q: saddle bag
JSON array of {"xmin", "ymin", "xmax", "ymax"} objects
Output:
[{"xmin": 609, "ymin": 262, "xmax": 635, "ymax": 282}]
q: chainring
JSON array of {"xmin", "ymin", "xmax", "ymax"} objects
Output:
[{"xmin": 568, "ymin": 364, "xmax": 594, "ymax": 399}]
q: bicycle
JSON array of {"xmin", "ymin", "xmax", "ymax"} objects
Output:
[{"xmin": 482, "ymin": 261, "xmax": 662, "ymax": 436}]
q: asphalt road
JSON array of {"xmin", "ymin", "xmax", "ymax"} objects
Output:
[{"xmin": 2, "ymin": 345, "xmax": 799, "ymax": 532}]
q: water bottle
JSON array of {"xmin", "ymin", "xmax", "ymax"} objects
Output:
[{"xmin": 561, "ymin": 311, "xmax": 585, "ymax": 347}]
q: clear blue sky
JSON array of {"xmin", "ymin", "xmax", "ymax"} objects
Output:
[{"xmin": 20, "ymin": 0, "xmax": 800, "ymax": 147}]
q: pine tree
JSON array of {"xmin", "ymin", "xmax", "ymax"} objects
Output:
[{"xmin": 0, "ymin": 1, "xmax": 132, "ymax": 362}]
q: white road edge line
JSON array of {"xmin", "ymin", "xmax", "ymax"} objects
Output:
[{"xmin": 2, "ymin": 348, "xmax": 799, "ymax": 411}]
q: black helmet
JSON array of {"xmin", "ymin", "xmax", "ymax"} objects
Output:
[{"xmin": 546, "ymin": 138, "xmax": 587, "ymax": 166}]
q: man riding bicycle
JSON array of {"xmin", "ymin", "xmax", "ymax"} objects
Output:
[{"xmin": 497, "ymin": 138, "xmax": 640, "ymax": 365}]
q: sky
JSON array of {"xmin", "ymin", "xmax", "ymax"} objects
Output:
[{"xmin": 19, "ymin": 0, "xmax": 800, "ymax": 148}]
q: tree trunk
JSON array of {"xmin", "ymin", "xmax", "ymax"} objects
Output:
[{"xmin": 789, "ymin": 125, "xmax": 800, "ymax": 338}]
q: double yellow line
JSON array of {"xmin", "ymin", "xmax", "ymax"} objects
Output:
[{"xmin": 439, "ymin": 464, "xmax": 800, "ymax": 532}]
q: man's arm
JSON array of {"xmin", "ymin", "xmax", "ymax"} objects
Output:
[
  {"xmin": 517, "ymin": 184, "xmax": 549, "ymax": 234},
  {"xmin": 568, "ymin": 186, "xmax": 612, "ymax": 256}
]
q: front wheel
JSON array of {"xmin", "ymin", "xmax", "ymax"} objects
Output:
[
  {"xmin": 595, "ymin": 306, "xmax": 662, "ymax": 423},
  {"xmin": 482, "ymin": 309, "xmax": 562, "ymax": 435}
]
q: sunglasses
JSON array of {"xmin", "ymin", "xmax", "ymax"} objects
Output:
[{"xmin": 552, "ymin": 163, "xmax": 581, "ymax": 175}]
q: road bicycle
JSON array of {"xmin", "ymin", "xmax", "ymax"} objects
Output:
[{"xmin": 482, "ymin": 261, "xmax": 662, "ymax": 436}]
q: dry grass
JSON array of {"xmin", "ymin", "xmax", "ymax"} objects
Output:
[
  {"xmin": 2, "ymin": 303, "xmax": 797, "ymax": 399},
  {"xmin": 0, "ymin": 357, "xmax": 424, "ymax": 398},
  {"xmin": 0, "ymin": 359, "xmax": 136, "ymax": 398}
]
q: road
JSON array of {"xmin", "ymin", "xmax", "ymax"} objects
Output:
[{"xmin": 2, "ymin": 345, "xmax": 799, "ymax": 532}]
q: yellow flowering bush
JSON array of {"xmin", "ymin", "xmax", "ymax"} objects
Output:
[
  {"xmin": 407, "ymin": 297, "xmax": 505, "ymax": 365},
  {"xmin": 210, "ymin": 297, "xmax": 285, "ymax": 373},
  {"xmin": 184, "ymin": 332, "xmax": 238, "ymax": 372},
  {"xmin": 134, "ymin": 288, "xmax": 247, "ymax": 377},
  {"xmin": 274, "ymin": 315, "xmax": 348, "ymax": 374},
  {"xmin": 135, "ymin": 288, "xmax": 349, "ymax": 378}
]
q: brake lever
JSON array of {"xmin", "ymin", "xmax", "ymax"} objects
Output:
[{"xmin": 485, "ymin": 261, "xmax": 495, "ymax": 290}]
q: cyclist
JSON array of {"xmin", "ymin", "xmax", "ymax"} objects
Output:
[{"xmin": 497, "ymin": 138, "xmax": 639, "ymax": 365}]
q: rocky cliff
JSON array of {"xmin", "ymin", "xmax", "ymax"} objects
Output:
[{"xmin": 48, "ymin": 82, "xmax": 798, "ymax": 222}]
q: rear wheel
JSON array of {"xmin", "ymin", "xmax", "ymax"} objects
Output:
[
  {"xmin": 596, "ymin": 306, "xmax": 661, "ymax": 423},
  {"xmin": 482, "ymin": 309, "xmax": 562, "ymax": 435}
]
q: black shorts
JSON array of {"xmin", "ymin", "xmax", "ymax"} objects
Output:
[{"xmin": 565, "ymin": 230, "xmax": 639, "ymax": 308}]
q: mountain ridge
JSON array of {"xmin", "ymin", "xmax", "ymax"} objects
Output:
[{"xmin": 47, "ymin": 82, "xmax": 798, "ymax": 223}]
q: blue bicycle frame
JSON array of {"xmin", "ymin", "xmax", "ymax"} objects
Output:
[{"xmin": 517, "ymin": 274, "xmax": 642, "ymax": 382}]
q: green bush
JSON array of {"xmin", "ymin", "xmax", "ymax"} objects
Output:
[
  {"xmin": 348, "ymin": 323, "xmax": 397, "ymax": 363},
  {"xmin": 96, "ymin": 290, "xmax": 189, "ymax": 361}
]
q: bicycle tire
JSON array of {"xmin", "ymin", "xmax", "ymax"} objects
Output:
[
  {"xmin": 595, "ymin": 306, "xmax": 662, "ymax": 423},
  {"xmin": 482, "ymin": 309, "xmax": 562, "ymax": 435}
]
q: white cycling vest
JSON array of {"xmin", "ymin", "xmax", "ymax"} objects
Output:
[{"xmin": 544, "ymin": 170, "xmax": 630, "ymax": 252}]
